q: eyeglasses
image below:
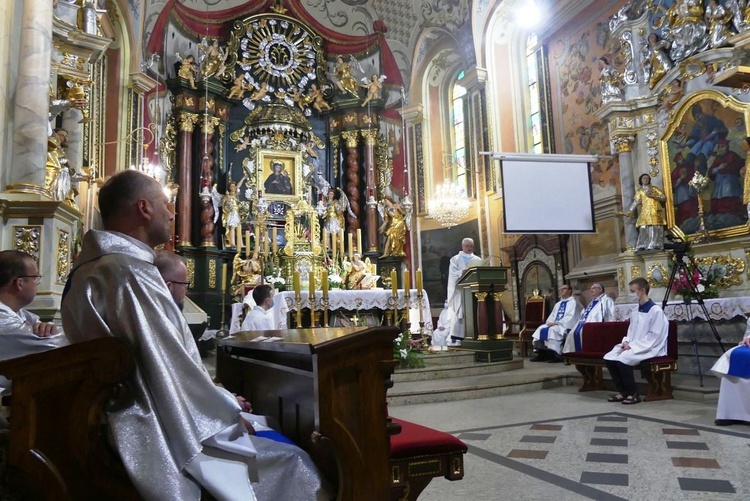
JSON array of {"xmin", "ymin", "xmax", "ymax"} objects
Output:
[
  {"xmin": 19, "ymin": 275, "xmax": 42, "ymax": 284},
  {"xmin": 169, "ymin": 280, "xmax": 191, "ymax": 289}
]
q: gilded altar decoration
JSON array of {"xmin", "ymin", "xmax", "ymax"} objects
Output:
[
  {"xmin": 199, "ymin": 37, "xmax": 231, "ymax": 81},
  {"xmin": 618, "ymin": 267, "xmax": 626, "ymax": 291},
  {"xmin": 626, "ymin": 174, "xmax": 666, "ymax": 251},
  {"xmin": 208, "ymin": 259, "xmax": 217, "ymax": 289},
  {"xmin": 331, "ymin": 55, "xmax": 359, "ymax": 97},
  {"xmin": 231, "ymin": 251, "xmax": 261, "ymax": 298},
  {"xmin": 647, "ymin": 263, "xmax": 669, "ymax": 288},
  {"xmin": 176, "ymin": 54, "xmax": 198, "ymax": 89},
  {"xmin": 653, "ymin": 0, "xmax": 709, "ymax": 62},
  {"xmin": 186, "ymin": 258, "xmax": 196, "ymax": 288},
  {"xmin": 645, "ymin": 33, "xmax": 673, "ymax": 89},
  {"xmin": 360, "ymin": 74, "xmax": 386, "ymax": 107},
  {"xmin": 14, "ymin": 226, "xmax": 41, "ymax": 261},
  {"xmin": 598, "ymin": 57, "xmax": 623, "ymax": 104},
  {"xmin": 660, "ymin": 90, "xmax": 750, "ymax": 241},
  {"xmin": 693, "ymin": 254, "xmax": 746, "ymax": 288},
  {"xmin": 57, "ymin": 230, "xmax": 70, "ymax": 284},
  {"xmin": 630, "ymin": 265, "xmax": 641, "ymax": 278}
]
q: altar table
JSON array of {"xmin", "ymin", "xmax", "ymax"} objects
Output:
[{"xmin": 613, "ymin": 297, "xmax": 750, "ymax": 322}]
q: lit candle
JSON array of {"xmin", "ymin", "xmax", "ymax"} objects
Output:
[
  {"xmin": 339, "ymin": 229, "xmax": 344, "ymax": 256},
  {"xmin": 416, "ymin": 269, "xmax": 423, "ymax": 293},
  {"xmin": 293, "ymin": 271, "xmax": 300, "ymax": 296},
  {"xmin": 331, "ymin": 231, "xmax": 337, "ymax": 261},
  {"xmin": 403, "ymin": 269, "xmax": 410, "ymax": 293},
  {"xmin": 263, "ymin": 231, "xmax": 269, "ymax": 256},
  {"xmin": 309, "ymin": 270, "xmax": 315, "ymax": 298},
  {"xmin": 357, "ymin": 228, "xmax": 362, "ymax": 254},
  {"xmin": 245, "ymin": 230, "xmax": 251, "ymax": 255},
  {"xmin": 348, "ymin": 232, "xmax": 353, "ymax": 260},
  {"xmin": 254, "ymin": 227, "xmax": 260, "ymax": 252},
  {"xmin": 391, "ymin": 269, "xmax": 397, "ymax": 295},
  {"xmin": 221, "ymin": 262, "xmax": 227, "ymax": 292},
  {"xmin": 322, "ymin": 270, "xmax": 329, "ymax": 296},
  {"xmin": 272, "ymin": 227, "xmax": 278, "ymax": 254}
]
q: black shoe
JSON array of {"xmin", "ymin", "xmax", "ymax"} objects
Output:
[
  {"xmin": 547, "ymin": 354, "xmax": 563, "ymax": 363},
  {"xmin": 715, "ymin": 419, "xmax": 750, "ymax": 426},
  {"xmin": 529, "ymin": 352, "xmax": 547, "ymax": 362}
]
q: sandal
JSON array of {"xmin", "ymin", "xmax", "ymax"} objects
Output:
[
  {"xmin": 621, "ymin": 394, "xmax": 642, "ymax": 405},
  {"xmin": 607, "ymin": 394, "xmax": 625, "ymax": 402}
]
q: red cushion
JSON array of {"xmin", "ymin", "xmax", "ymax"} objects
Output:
[
  {"xmin": 568, "ymin": 351, "xmax": 608, "ymax": 359},
  {"xmin": 390, "ymin": 418, "xmax": 467, "ymax": 459}
]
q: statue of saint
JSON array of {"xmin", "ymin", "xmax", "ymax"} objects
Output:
[
  {"xmin": 626, "ymin": 174, "xmax": 666, "ymax": 251},
  {"xmin": 231, "ymin": 251, "xmax": 261, "ymax": 298},
  {"xmin": 379, "ymin": 198, "xmax": 408, "ymax": 258},
  {"xmin": 598, "ymin": 57, "xmax": 622, "ymax": 104},
  {"xmin": 221, "ymin": 177, "xmax": 245, "ymax": 250},
  {"xmin": 645, "ymin": 33, "xmax": 673, "ymax": 89},
  {"xmin": 706, "ymin": 0, "xmax": 732, "ymax": 49},
  {"xmin": 332, "ymin": 56, "xmax": 359, "ymax": 97}
]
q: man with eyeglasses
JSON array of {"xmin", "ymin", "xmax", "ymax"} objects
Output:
[
  {"xmin": 154, "ymin": 250, "xmax": 191, "ymax": 311},
  {"xmin": 61, "ymin": 170, "xmax": 328, "ymax": 501},
  {"xmin": 0, "ymin": 250, "xmax": 68, "ymax": 394},
  {"xmin": 0, "ymin": 250, "xmax": 67, "ymax": 357},
  {"xmin": 562, "ymin": 283, "xmax": 616, "ymax": 354},
  {"xmin": 530, "ymin": 284, "xmax": 582, "ymax": 362}
]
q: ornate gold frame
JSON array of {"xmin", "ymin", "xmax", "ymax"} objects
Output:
[
  {"xmin": 659, "ymin": 89, "xmax": 750, "ymax": 241},
  {"xmin": 256, "ymin": 148, "xmax": 303, "ymax": 203},
  {"xmin": 647, "ymin": 263, "xmax": 669, "ymax": 288}
]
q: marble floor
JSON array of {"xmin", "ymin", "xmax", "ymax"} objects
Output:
[{"xmin": 389, "ymin": 386, "xmax": 750, "ymax": 501}]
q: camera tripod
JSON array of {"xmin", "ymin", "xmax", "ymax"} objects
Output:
[{"xmin": 663, "ymin": 251, "xmax": 725, "ymax": 387}]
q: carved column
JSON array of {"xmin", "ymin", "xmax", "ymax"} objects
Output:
[
  {"xmin": 177, "ymin": 112, "xmax": 198, "ymax": 247},
  {"xmin": 9, "ymin": 0, "xmax": 54, "ymax": 191},
  {"xmin": 614, "ymin": 135, "xmax": 637, "ymax": 250},
  {"xmin": 341, "ymin": 130, "xmax": 360, "ymax": 232},
  {"xmin": 330, "ymin": 134, "xmax": 341, "ymax": 180},
  {"xmin": 475, "ymin": 292, "xmax": 489, "ymax": 340},
  {"xmin": 199, "ymin": 116, "xmax": 220, "ymax": 247},
  {"xmin": 492, "ymin": 292, "xmax": 505, "ymax": 339},
  {"xmin": 361, "ymin": 129, "xmax": 378, "ymax": 253}
]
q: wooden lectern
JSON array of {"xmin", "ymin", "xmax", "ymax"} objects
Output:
[
  {"xmin": 216, "ymin": 326, "xmax": 400, "ymax": 501},
  {"xmin": 454, "ymin": 266, "xmax": 513, "ymax": 362}
]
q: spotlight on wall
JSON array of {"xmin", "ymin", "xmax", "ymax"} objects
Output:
[{"xmin": 515, "ymin": 0, "xmax": 543, "ymax": 30}]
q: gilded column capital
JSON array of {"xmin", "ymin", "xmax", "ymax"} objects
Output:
[
  {"xmin": 474, "ymin": 292, "xmax": 488, "ymax": 302},
  {"xmin": 200, "ymin": 115, "xmax": 221, "ymax": 135},
  {"xmin": 330, "ymin": 134, "xmax": 341, "ymax": 148},
  {"xmin": 178, "ymin": 112, "xmax": 200, "ymax": 132},
  {"xmin": 612, "ymin": 135, "xmax": 635, "ymax": 154},
  {"xmin": 492, "ymin": 292, "xmax": 503, "ymax": 302},
  {"xmin": 341, "ymin": 130, "xmax": 359, "ymax": 148},
  {"xmin": 360, "ymin": 129, "xmax": 378, "ymax": 146}
]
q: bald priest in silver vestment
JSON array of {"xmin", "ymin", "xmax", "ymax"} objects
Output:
[{"xmin": 62, "ymin": 171, "xmax": 328, "ymax": 501}]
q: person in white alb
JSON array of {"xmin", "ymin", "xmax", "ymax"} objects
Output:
[
  {"xmin": 446, "ymin": 238, "xmax": 482, "ymax": 345},
  {"xmin": 710, "ymin": 316, "xmax": 750, "ymax": 426},
  {"xmin": 241, "ymin": 284, "xmax": 275, "ymax": 331},
  {"xmin": 530, "ymin": 284, "xmax": 582, "ymax": 362},
  {"xmin": 431, "ymin": 301, "xmax": 454, "ymax": 351},
  {"xmin": 603, "ymin": 278, "xmax": 668, "ymax": 405},
  {"xmin": 562, "ymin": 283, "xmax": 615, "ymax": 353}
]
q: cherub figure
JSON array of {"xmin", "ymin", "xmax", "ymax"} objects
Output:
[
  {"xmin": 249, "ymin": 82, "xmax": 270, "ymax": 102},
  {"xmin": 228, "ymin": 74, "xmax": 250, "ymax": 100},
  {"xmin": 308, "ymin": 84, "xmax": 332, "ymax": 113},
  {"xmin": 177, "ymin": 54, "xmax": 198, "ymax": 89},
  {"xmin": 235, "ymin": 136, "xmax": 251, "ymax": 152},
  {"xmin": 360, "ymin": 74, "xmax": 386, "ymax": 107}
]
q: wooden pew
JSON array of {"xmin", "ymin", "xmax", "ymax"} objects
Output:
[
  {"xmin": 562, "ymin": 321, "xmax": 678, "ymax": 401},
  {"xmin": 0, "ymin": 337, "xmax": 140, "ymax": 500}
]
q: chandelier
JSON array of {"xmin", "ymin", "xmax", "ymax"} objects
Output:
[{"xmin": 428, "ymin": 180, "xmax": 471, "ymax": 227}]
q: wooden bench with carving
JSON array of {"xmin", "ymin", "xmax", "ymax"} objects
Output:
[{"xmin": 562, "ymin": 321, "xmax": 678, "ymax": 401}]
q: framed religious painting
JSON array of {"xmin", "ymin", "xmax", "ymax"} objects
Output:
[
  {"xmin": 659, "ymin": 89, "xmax": 750, "ymax": 240},
  {"xmin": 255, "ymin": 149, "xmax": 303, "ymax": 203}
]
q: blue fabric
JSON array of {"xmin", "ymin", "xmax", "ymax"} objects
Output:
[
  {"xmin": 728, "ymin": 346, "xmax": 750, "ymax": 378},
  {"xmin": 573, "ymin": 323, "xmax": 584, "ymax": 351},
  {"xmin": 256, "ymin": 430, "xmax": 296, "ymax": 446},
  {"xmin": 554, "ymin": 301, "xmax": 567, "ymax": 321},
  {"xmin": 638, "ymin": 300, "xmax": 656, "ymax": 313},
  {"xmin": 539, "ymin": 326, "xmax": 549, "ymax": 341}
]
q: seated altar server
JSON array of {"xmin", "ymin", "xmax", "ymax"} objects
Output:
[
  {"xmin": 710, "ymin": 316, "xmax": 750, "ymax": 426},
  {"xmin": 242, "ymin": 284, "xmax": 275, "ymax": 331},
  {"xmin": 0, "ymin": 250, "xmax": 68, "ymax": 394},
  {"xmin": 61, "ymin": 170, "xmax": 328, "ymax": 501},
  {"xmin": 431, "ymin": 301, "xmax": 454, "ymax": 351},
  {"xmin": 603, "ymin": 278, "xmax": 668, "ymax": 405},
  {"xmin": 530, "ymin": 284, "xmax": 582, "ymax": 362},
  {"xmin": 562, "ymin": 283, "xmax": 615, "ymax": 353}
]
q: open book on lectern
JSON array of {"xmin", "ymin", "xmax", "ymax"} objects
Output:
[{"xmin": 481, "ymin": 152, "xmax": 602, "ymax": 234}]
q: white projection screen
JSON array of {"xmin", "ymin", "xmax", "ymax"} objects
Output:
[{"xmin": 494, "ymin": 153, "xmax": 597, "ymax": 234}]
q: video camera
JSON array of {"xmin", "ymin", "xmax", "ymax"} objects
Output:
[{"xmin": 663, "ymin": 234, "xmax": 690, "ymax": 256}]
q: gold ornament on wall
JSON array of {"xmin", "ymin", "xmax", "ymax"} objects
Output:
[
  {"xmin": 647, "ymin": 263, "xmax": 669, "ymax": 288},
  {"xmin": 186, "ymin": 258, "xmax": 196, "ymax": 288},
  {"xmin": 693, "ymin": 255, "xmax": 745, "ymax": 288},
  {"xmin": 630, "ymin": 265, "xmax": 641, "ymax": 279},
  {"xmin": 57, "ymin": 230, "xmax": 70, "ymax": 284},
  {"xmin": 14, "ymin": 226, "xmax": 41, "ymax": 261},
  {"xmin": 208, "ymin": 260, "xmax": 217, "ymax": 289}
]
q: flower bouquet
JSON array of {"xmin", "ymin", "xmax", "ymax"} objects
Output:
[
  {"xmin": 265, "ymin": 272, "xmax": 286, "ymax": 291},
  {"xmin": 670, "ymin": 265, "xmax": 721, "ymax": 302},
  {"xmin": 393, "ymin": 332, "xmax": 425, "ymax": 369}
]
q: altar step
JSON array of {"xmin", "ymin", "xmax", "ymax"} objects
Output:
[{"xmin": 388, "ymin": 358, "xmax": 575, "ymax": 406}]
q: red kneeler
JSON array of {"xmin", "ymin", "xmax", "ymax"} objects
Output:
[{"xmin": 389, "ymin": 417, "xmax": 468, "ymax": 501}]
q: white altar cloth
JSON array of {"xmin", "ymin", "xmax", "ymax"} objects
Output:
[
  {"xmin": 271, "ymin": 289, "xmax": 432, "ymax": 332},
  {"xmin": 614, "ymin": 297, "xmax": 750, "ymax": 322}
]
